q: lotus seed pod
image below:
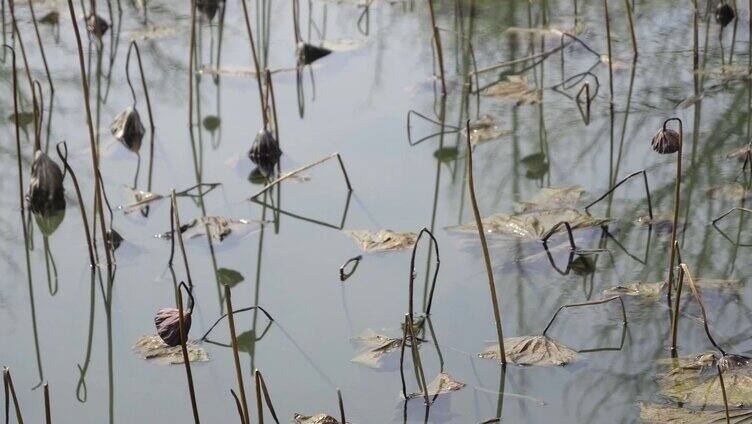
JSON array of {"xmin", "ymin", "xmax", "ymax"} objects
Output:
[
  {"xmin": 86, "ymin": 14, "xmax": 109, "ymax": 38},
  {"xmin": 197, "ymin": 0, "xmax": 220, "ymax": 20},
  {"xmin": 297, "ymin": 42, "xmax": 333, "ymax": 66},
  {"xmin": 650, "ymin": 128, "xmax": 681, "ymax": 154},
  {"xmin": 155, "ymin": 308, "xmax": 192, "ymax": 347},
  {"xmin": 28, "ymin": 150, "xmax": 66, "ymax": 215},
  {"xmin": 110, "ymin": 107, "xmax": 146, "ymax": 153},
  {"xmin": 715, "ymin": 3, "xmax": 735, "ymax": 27},
  {"xmin": 248, "ymin": 129, "xmax": 282, "ymax": 166}
]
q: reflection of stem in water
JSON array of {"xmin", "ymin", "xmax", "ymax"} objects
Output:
[
  {"xmin": 76, "ymin": 271, "xmax": 97, "ymax": 402},
  {"xmin": 42, "ymin": 236, "xmax": 58, "ymax": 295},
  {"xmin": 224, "ymin": 285, "xmax": 251, "ymax": 424}
]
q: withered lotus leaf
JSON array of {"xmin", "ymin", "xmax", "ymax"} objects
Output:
[
  {"xmin": 294, "ymin": 413, "xmax": 340, "ymax": 424},
  {"xmin": 155, "ymin": 308, "xmax": 192, "ymax": 347},
  {"xmin": 479, "ymin": 336, "xmax": 582, "ymax": 366},
  {"xmin": 406, "ymin": 372, "xmax": 465, "ymax": 399},
  {"xmin": 133, "ymin": 334, "xmax": 208, "ymax": 364},
  {"xmin": 110, "ymin": 107, "xmax": 146, "ymax": 153},
  {"xmin": 28, "ymin": 150, "xmax": 66, "ymax": 215},
  {"xmin": 640, "ymin": 403, "xmax": 752, "ymax": 423},
  {"xmin": 344, "ymin": 230, "xmax": 418, "ymax": 252}
]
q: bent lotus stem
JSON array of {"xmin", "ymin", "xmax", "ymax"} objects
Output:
[
  {"xmin": 4, "ymin": 367, "xmax": 24, "ymax": 423},
  {"xmin": 712, "ymin": 207, "xmax": 752, "ymax": 225},
  {"xmin": 406, "ymin": 109, "xmax": 460, "ymax": 146},
  {"xmin": 176, "ymin": 282, "xmax": 200, "ymax": 424},
  {"xmin": 126, "ymin": 41, "xmax": 155, "ymax": 132},
  {"xmin": 254, "ymin": 370, "xmax": 280, "ymax": 424},
  {"xmin": 408, "ymin": 228, "xmax": 441, "ymax": 318},
  {"xmin": 230, "ymin": 389, "xmax": 245, "ymax": 424},
  {"xmin": 339, "ymin": 255, "xmax": 362, "ymax": 282},
  {"xmin": 466, "ymin": 120, "xmax": 506, "ymax": 364},
  {"xmin": 575, "ymin": 82, "xmax": 591, "ymax": 124},
  {"xmin": 680, "ymin": 263, "xmax": 727, "ymax": 356},
  {"xmin": 541, "ymin": 295, "xmax": 626, "ymax": 337},
  {"xmin": 225, "ymin": 285, "xmax": 250, "ymax": 424},
  {"xmin": 56, "ymin": 142, "xmax": 96, "ymax": 268},
  {"xmin": 170, "ymin": 190, "xmax": 194, "ymax": 287},
  {"xmin": 665, "ymin": 118, "xmax": 683, "ymax": 307},
  {"xmin": 199, "ymin": 306, "xmax": 274, "ymax": 341},
  {"xmin": 584, "ymin": 170, "xmax": 653, "ymax": 221},
  {"xmin": 402, "ymin": 313, "xmax": 429, "ymax": 405},
  {"xmin": 541, "ymin": 221, "xmax": 576, "ymax": 251}
]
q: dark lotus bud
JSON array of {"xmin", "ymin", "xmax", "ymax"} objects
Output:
[
  {"xmin": 197, "ymin": 0, "xmax": 219, "ymax": 20},
  {"xmin": 110, "ymin": 107, "xmax": 145, "ymax": 153},
  {"xmin": 297, "ymin": 42, "xmax": 332, "ymax": 66},
  {"xmin": 650, "ymin": 128, "xmax": 681, "ymax": 154},
  {"xmin": 155, "ymin": 308, "xmax": 192, "ymax": 347},
  {"xmin": 28, "ymin": 150, "xmax": 66, "ymax": 215},
  {"xmin": 105, "ymin": 229, "xmax": 123, "ymax": 251},
  {"xmin": 715, "ymin": 3, "xmax": 735, "ymax": 27},
  {"xmin": 86, "ymin": 14, "xmax": 109, "ymax": 38},
  {"xmin": 248, "ymin": 129, "xmax": 282, "ymax": 166}
]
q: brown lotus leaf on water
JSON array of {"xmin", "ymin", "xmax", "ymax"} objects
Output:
[
  {"xmin": 479, "ymin": 336, "xmax": 581, "ymax": 366},
  {"xmin": 110, "ymin": 107, "xmax": 146, "ymax": 153},
  {"xmin": 28, "ymin": 150, "xmax": 66, "ymax": 215},
  {"xmin": 132, "ymin": 335, "xmax": 209, "ymax": 364},
  {"xmin": 707, "ymin": 182, "xmax": 748, "ymax": 201},
  {"xmin": 162, "ymin": 216, "xmax": 262, "ymax": 242},
  {"xmin": 448, "ymin": 209, "xmax": 608, "ymax": 240},
  {"xmin": 465, "ymin": 115, "xmax": 512, "ymax": 146},
  {"xmin": 350, "ymin": 331, "xmax": 408, "ymax": 369},
  {"xmin": 155, "ymin": 308, "xmax": 191, "ymax": 347},
  {"xmin": 517, "ymin": 186, "xmax": 584, "ymax": 213},
  {"xmin": 658, "ymin": 353, "xmax": 752, "ymax": 408},
  {"xmin": 406, "ymin": 372, "xmax": 465, "ymax": 399},
  {"xmin": 344, "ymin": 230, "xmax": 417, "ymax": 252},
  {"xmin": 119, "ymin": 187, "xmax": 163, "ymax": 214},
  {"xmin": 640, "ymin": 403, "xmax": 752, "ymax": 423},
  {"xmin": 483, "ymin": 75, "xmax": 540, "ymax": 105},
  {"xmin": 294, "ymin": 413, "xmax": 340, "ymax": 424}
]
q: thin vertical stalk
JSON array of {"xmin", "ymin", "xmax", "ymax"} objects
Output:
[
  {"xmin": 43, "ymin": 383, "xmax": 51, "ymax": 424},
  {"xmin": 670, "ymin": 244, "xmax": 683, "ymax": 354},
  {"xmin": 253, "ymin": 370, "xmax": 280, "ymax": 424},
  {"xmin": 465, "ymin": 120, "xmax": 506, "ymax": 363},
  {"xmin": 224, "ymin": 285, "xmax": 250, "ymax": 424},
  {"xmin": 126, "ymin": 41, "xmax": 155, "ymax": 132},
  {"xmin": 27, "ymin": 0, "xmax": 53, "ymax": 92},
  {"xmin": 3, "ymin": 368, "xmax": 23, "ymax": 424},
  {"xmin": 337, "ymin": 389, "xmax": 346, "ymax": 424},
  {"xmin": 624, "ymin": 0, "xmax": 637, "ymax": 57},
  {"xmin": 604, "ymin": 0, "xmax": 614, "ymax": 106},
  {"xmin": 239, "ymin": 0, "xmax": 269, "ymax": 128},
  {"xmin": 66, "ymin": 0, "xmax": 112, "ymax": 272},
  {"xmin": 170, "ymin": 190, "xmax": 194, "ymax": 286},
  {"xmin": 56, "ymin": 142, "xmax": 96, "ymax": 268},
  {"xmin": 188, "ymin": 0, "xmax": 196, "ymax": 128},
  {"xmin": 665, "ymin": 118, "xmax": 683, "ymax": 303},
  {"xmin": 427, "ymin": 0, "xmax": 446, "ymax": 96},
  {"xmin": 717, "ymin": 364, "xmax": 731, "ymax": 424},
  {"xmin": 177, "ymin": 285, "xmax": 200, "ymax": 423},
  {"xmin": 406, "ymin": 314, "xmax": 429, "ymax": 405}
]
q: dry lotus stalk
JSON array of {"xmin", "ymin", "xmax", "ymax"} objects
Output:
[
  {"xmin": 294, "ymin": 413, "xmax": 340, "ymax": 424},
  {"xmin": 110, "ymin": 107, "xmax": 146, "ymax": 153},
  {"xmin": 28, "ymin": 150, "xmax": 66, "ymax": 215},
  {"xmin": 133, "ymin": 334, "xmax": 209, "ymax": 364},
  {"xmin": 483, "ymin": 75, "xmax": 540, "ymax": 104},
  {"xmin": 345, "ymin": 230, "xmax": 417, "ymax": 252},
  {"xmin": 479, "ymin": 336, "xmax": 581, "ymax": 366}
]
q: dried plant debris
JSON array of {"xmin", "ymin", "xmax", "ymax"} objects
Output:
[
  {"xmin": 465, "ymin": 115, "xmax": 511, "ymax": 146},
  {"xmin": 160, "ymin": 216, "xmax": 262, "ymax": 242},
  {"xmin": 344, "ymin": 230, "xmax": 417, "ymax": 252},
  {"xmin": 28, "ymin": 150, "xmax": 66, "ymax": 215},
  {"xmin": 504, "ymin": 24, "xmax": 584, "ymax": 36},
  {"xmin": 133, "ymin": 335, "xmax": 209, "ymax": 364},
  {"xmin": 110, "ymin": 107, "xmax": 146, "ymax": 153},
  {"xmin": 294, "ymin": 413, "xmax": 340, "ymax": 424},
  {"xmin": 479, "ymin": 336, "xmax": 581, "ymax": 366},
  {"xmin": 119, "ymin": 187, "xmax": 163, "ymax": 213},
  {"xmin": 603, "ymin": 282, "xmax": 663, "ymax": 299},
  {"xmin": 483, "ymin": 75, "xmax": 540, "ymax": 104},
  {"xmin": 640, "ymin": 403, "xmax": 752, "ymax": 423},
  {"xmin": 406, "ymin": 372, "xmax": 465, "ymax": 399},
  {"xmin": 698, "ymin": 65, "xmax": 750, "ymax": 81},
  {"xmin": 658, "ymin": 353, "xmax": 752, "ymax": 408},
  {"xmin": 351, "ymin": 331, "xmax": 405, "ymax": 369},
  {"xmin": 599, "ymin": 55, "xmax": 631, "ymax": 70},
  {"xmin": 517, "ymin": 186, "xmax": 584, "ymax": 213},
  {"xmin": 707, "ymin": 182, "xmax": 748, "ymax": 201},
  {"xmin": 448, "ymin": 209, "xmax": 607, "ymax": 240}
]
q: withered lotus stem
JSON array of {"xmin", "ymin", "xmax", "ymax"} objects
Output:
[
  {"xmin": 715, "ymin": 3, "xmax": 735, "ymax": 27},
  {"xmin": 650, "ymin": 128, "xmax": 681, "ymax": 154},
  {"xmin": 155, "ymin": 307, "xmax": 192, "ymax": 347}
]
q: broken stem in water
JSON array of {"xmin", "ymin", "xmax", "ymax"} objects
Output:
[
  {"xmin": 408, "ymin": 228, "xmax": 441, "ymax": 318},
  {"xmin": 254, "ymin": 370, "xmax": 280, "ymax": 424},
  {"xmin": 680, "ymin": 263, "xmax": 726, "ymax": 356},
  {"xmin": 43, "ymin": 382, "xmax": 51, "ymax": 424},
  {"xmin": 249, "ymin": 152, "xmax": 352, "ymax": 200},
  {"xmin": 718, "ymin": 364, "xmax": 731, "ymax": 424},
  {"xmin": 177, "ymin": 283, "xmax": 200, "ymax": 424},
  {"xmin": 427, "ymin": 0, "xmax": 446, "ymax": 96},
  {"xmin": 541, "ymin": 296, "xmax": 626, "ymax": 336},
  {"xmin": 224, "ymin": 285, "xmax": 250, "ymax": 424},
  {"xmin": 465, "ymin": 120, "xmax": 506, "ymax": 364},
  {"xmin": 337, "ymin": 389, "xmax": 346, "ymax": 424}
]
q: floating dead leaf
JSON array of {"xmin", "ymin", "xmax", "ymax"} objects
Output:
[
  {"xmin": 406, "ymin": 372, "xmax": 465, "ymax": 399},
  {"xmin": 635, "ymin": 211, "xmax": 684, "ymax": 235},
  {"xmin": 351, "ymin": 331, "xmax": 405, "ymax": 369},
  {"xmin": 465, "ymin": 115, "xmax": 511, "ymax": 146},
  {"xmin": 119, "ymin": 187, "xmax": 163, "ymax": 213},
  {"xmin": 448, "ymin": 209, "xmax": 607, "ymax": 240},
  {"xmin": 697, "ymin": 65, "xmax": 750, "ymax": 81},
  {"xmin": 604, "ymin": 282, "xmax": 662, "ymax": 299},
  {"xmin": 640, "ymin": 403, "xmax": 752, "ymax": 423},
  {"xmin": 479, "ymin": 336, "xmax": 581, "ymax": 366},
  {"xmin": 198, "ymin": 65, "xmax": 259, "ymax": 78},
  {"xmin": 517, "ymin": 186, "xmax": 584, "ymax": 213},
  {"xmin": 483, "ymin": 75, "xmax": 540, "ymax": 104},
  {"xmin": 708, "ymin": 183, "xmax": 748, "ymax": 201},
  {"xmin": 132, "ymin": 334, "xmax": 209, "ymax": 364},
  {"xmin": 294, "ymin": 413, "xmax": 340, "ymax": 424},
  {"xmin": 344, "ymin": 230, "xmax": 417, "ymax": 252},
  {"xmin": 160, "ymin": 216, "xmax": 262, "ymax": 242},
  {"xmin": 659, "ymin": 353, "xmax": 752, "ymax": 408}
]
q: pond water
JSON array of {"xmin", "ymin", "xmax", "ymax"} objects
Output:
[{"xmin": 2, "ymin": 0, "xmax": 752, "ymax": 422}]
